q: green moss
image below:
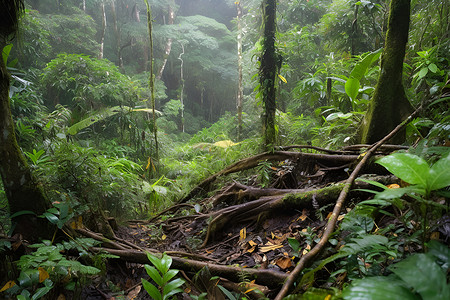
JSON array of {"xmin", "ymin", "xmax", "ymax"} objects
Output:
[{"xmin": 359, "ymin": 0, "xmax": 413, "ymax": 144}]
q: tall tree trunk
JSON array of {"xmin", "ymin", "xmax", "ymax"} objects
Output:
[
  {"xmin": 98, "ymin": 0, "xmax": 106, "ymax": 60},
  {"xmin": 359, "ymin": 0, "xmax": 413, "ymax": 144},
  {"xmin": 236, "ymin": 1, "xmax": 244, "ymax": 141},
  {"xmin": 0, "ymin": 0, "xmax": 52, "ymax": 241},
  {"xmin": 178, "ymin": 42, "xmax": 185, "ymax": 133},
  {"xmin": 110, "ymin": 0, "xmax": 122, "ymax": 67},
  {"xmin": 144, "ymin": 0, "xmax": 158, "ymax": 161},
  {"xmin": 260, "ymin": 0, "xmax": 277, "ymax": 149},
  {"xmin": 157, "ymin": 5, "xmax": 175, "ymax": 80}
]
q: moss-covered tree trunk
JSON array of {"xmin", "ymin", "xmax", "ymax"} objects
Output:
[
  {"xmin": 359, "ymin": 0, "xmax": 413, "ymax": 144},
  {"xmin": 260, "ymin": 0, "xmax": 277, "ymax": 149},
  {"xmin": 1, "ymin": 0, "xmax": 52, "ymax": 241}
]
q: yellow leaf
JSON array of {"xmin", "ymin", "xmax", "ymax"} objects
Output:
[
  {"xmin": 240, "ymin": 227, "xmax": 247, "ymax": 241},
  {"xmin": 146, "ymin": 157, "xmax": 151, "ymax": 170},
  {"xmin": 0, "ymin": 280, "xmax": 16, "ymax": 292},
  {"xmin": 161, "ymin": 234, "xmax": 167, "ymax": 240},
  {"xmin": 324, "ymin": 295, "xmax": 332, "ymax": 300},
  {"xmin": 213, "ymin": 140, "xmax": 238, "ymax": 148},
  {"xmin": 70, "ymin": 216, "xmax": 83, "ymax": 229},
  {"xmin": 244, "ymin": 287, "xmax": 257, "ymax": 294},
  {"xmin": 387, "ymin": 184, "xmax": 400, "ymax": 189},
  {"xmin": 430, "ymin": 232, "xmax": 440, "ymax": 240},
  {"xmin": 260, "ymin": 244, "xmax": 283, "ymax": 253},
  {"xmin": 39, "ymin": 267, "xmax": 50, "ymax": 283},
  {"xmin": 302, "ymin": 244, "xmax": 311, "ymax": 255},
  {"xmin": 278, "ymin": 74, "xmax": 287, "ymax": 83}
]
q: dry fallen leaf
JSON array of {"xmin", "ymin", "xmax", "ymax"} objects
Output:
[
  {"xmin": 38, "ymin": 267, "xmax": 49, "ymax": 283},
  {"xmin": 302, "ymin": 244, "xmax": 311, "ymax": 255},
  {"xmin": 240, "ymin": 227, "xmax": 247, "ymax": 241},
  {"xmin": 0, "ymin": 280, "xmax": 16, "ymax": 292},
  {"xmin": 275, "ymin": 256, "xmax": 294, "ymax": 269},
  {"xmin": 296, "ymin": 209, "xmax": 308, "ymax": 222},
  {"xmin": 260, "ymin": 243, "xmax": 283, "ymax": 253},
  {"xmin": 126, "ymin": 285, "xmax": 141, "ymax": 299}
]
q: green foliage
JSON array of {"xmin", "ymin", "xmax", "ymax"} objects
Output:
[
  {"xmin": 2, "ymin": 239, "xmax": 102, "ymax": 299},
  {"xmin": 40, "ymin": 53, "xmax": 141, "ymax": 114},
  {"xmin": 66, "ymin": 105, "xmax": 161, "ymax": 136},
  {"xmin": 33, "ymin": 141, "xmax": 149, "ymax": 219},
  {"xmin": 342, "ymin": 241, "xmax": 450, "ymax": 300},
  {"xmin": 141, "ymin": 252, "xmax": 185, "ymax": 300},
  {"xmin": 345, "ymin": 48, "xmax": 382, "ymax": 106},
  {"xmin": 38, "ymin": 8, "xmax": 99, "ymax": 57},
  {"xmin": 376, "ymin": 152, "xmax": 450, "ymax": 198}
]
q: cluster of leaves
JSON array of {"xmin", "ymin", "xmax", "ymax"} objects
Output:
[
  {"xmin": 39, "ymin": 53, "xmax": 142, "ymax": 114},
  {"xmin": 0, "ymin": 238, "xmax": 104, "ymax": 300}
]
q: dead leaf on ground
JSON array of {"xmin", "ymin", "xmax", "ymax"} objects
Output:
[
  {"xmin": 260, "ymin": 242, "xmax": 283, "ymax": 253},
  {"xmin": 126, "ymin": 285, "xmax": 141, "ymax": 299},
  {"xmin": 275, "ymin": 256, "xmax": 294, "ymax": 269}
]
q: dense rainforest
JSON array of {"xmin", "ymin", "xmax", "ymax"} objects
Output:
[{"xmin": 0, "ymin": 0, "xmax": 449, "ymax": 299}]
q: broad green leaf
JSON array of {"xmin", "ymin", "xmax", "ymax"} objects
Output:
[
  {"xmin": 418, "ymin": 67, "xmax": 428, "ymax": 79},
  {"xmin": 144, "ymin": 265, "xmax": 163, "ymax": 287},
  {"xmin": 67, "ymin": 106, "xmax": 162, "ymax": 135},
  {"xmin": 42, "ymin": 212, "xmax": 59, "ymax": 225},
  {"xmin": 349, "ymin": 49, "xmax": 382, "ymax": 80},
  {"xmin": 342, "ymin": 235, "xmax": 388, "ymax": 255},
  {"xmin": 342, "ymin": 276, "xmax": 419, "ymax": 300},
  {"xmin": 162, "ymin": 278, "xmax": 185, "ymax": 299},
  {"xmin": 427, "ymin": 240, "xmax": 450, "ymax": 270},
  {"xmin": 10, "ymin": 210, "xmax": 37, "ymax": 218},
  {"xmin": 356, "ymin": 178, "xmax": 389, "ymax": 190},
  {"xmin": 345, "ymin": 77, "xmax": 360, "ymax": 102},
  {"xmin": 374, "ymin": 186, "xmax": 425, "ymax": 200},
  {"xmin": 428, "ymin": 63, "xmax": 438, "ymax": 73},
  {"xmin": 31, "ymin": 280, "xmax": 53, "ymax": 300},
  {"xmin": 162, "ymin": 269, "xmax": 179, "ymax": 285},
  {"xmin": 218, "ymin": 285, "xmax": 238, "ymax": 300},
  {"xmin": 2, "ymin": 44, "xmax": 13, "ymax": 65},
  {"xmin": 377, "ymin": 153, "xmax": 429, "ymax": 186},
  {"xmin": 390, "ymin": 254, "xmax": 450, "ymax": 300},
  {"xmin": 147, "ymin": 252, "xmax": 164, "ymax": 272},
  {"xmin": 288, "ymin": 237, "xmax": 300, "ymax": 253},
  {"xmin": 160, "ymin": 253, "xmax": 172, "ymax": 274},
  {"xmin": 141, "ymin": 278, "xmax": 162, "ymax": 300},
  {"xmin": 427, "ymin": 153, "xmax": 450, "ymax": 191}
]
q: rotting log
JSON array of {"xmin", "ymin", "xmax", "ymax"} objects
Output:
[{"xmin": 90, "ymin": 247, "xmax": 288, "ymax": 288}]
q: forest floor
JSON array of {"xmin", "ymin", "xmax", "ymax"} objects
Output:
[{"xmin": 74, "ymin": 141, "xmax": 445, "ymax": 300}]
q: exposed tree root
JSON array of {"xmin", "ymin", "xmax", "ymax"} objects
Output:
[
  {"xmin": 178, "ymin": 151, "xmax": 360, "ymax": 203},
  {"xmin": 199, "ymin": 175, "xmax": 395, "ymax": 248},
  {"xmin": 90, "ymin": 247, "xmax": 288, "ymax": 288}
]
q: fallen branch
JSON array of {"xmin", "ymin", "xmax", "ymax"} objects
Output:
[{"xmin": 274, "ymin": 106, "xmax": 422, "ymax": 300}]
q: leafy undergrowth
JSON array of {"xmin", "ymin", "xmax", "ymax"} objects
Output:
[{"xmin": 1, "ymin": 145, "xmax": 449, "ymax": 300}]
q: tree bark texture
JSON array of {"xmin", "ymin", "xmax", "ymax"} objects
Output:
[
  {"xmin": 260, "ymin": 0, "xmax": 277, "ymax": 149},
  {"xmin": 359, "ymin": 0, "xmax": 413, "ymax": 144},
  {"xmin": 1, "ymin": 26, "xmax": 52, "ymax": 241}
]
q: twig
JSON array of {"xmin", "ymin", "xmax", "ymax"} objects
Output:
[{"xmin": 274, "ymin": 106, "xmax": 422, "ymax": 300}]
